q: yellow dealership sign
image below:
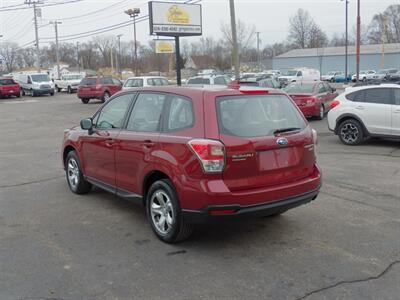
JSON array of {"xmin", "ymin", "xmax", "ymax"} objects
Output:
[
  {"xmin": 155, "ymin": 40, "xmax": 175, "ymax": 54},
  {"xmin": 167, "ymin": 5, "xmax": 190, "ymax": 24}
]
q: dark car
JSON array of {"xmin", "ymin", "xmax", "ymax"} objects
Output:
[
  {"xmin": 62, "ymin": 85, "xmax": 321, "ymax": 243},
  {"xmin": 0, "ymin": 77, "xmax": 21, "ymax": 98},
  {"xmin": 284, "ymin": 81, "xmax": 338, "ymax": 120},
  {"xmin": 77, "ymin": 76, "xmax": 122, "ymax": 103}
]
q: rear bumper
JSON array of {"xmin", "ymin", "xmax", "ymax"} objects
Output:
[
  {"xmin": 299, "ymin": 105, "xmax": 319, "ymax": 117},
  {"xmin": 0, "ymin": 90, "xmax": 20, "ymax": 96},
  {"xmin": 182, "ymin": 187, "xmax": 320, "ymax": 224},
  {"xmin": 77, "ymin": 90, "xmax": 103, "ymax": 99}
]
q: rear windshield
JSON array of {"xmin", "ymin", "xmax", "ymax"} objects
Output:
[
  {"xmin": 187, "ymin": 77, "xmax": 210, "ymax": 84},
  {"xmin": 283, "ymin": 83, "xmax": 315, "ymax": 93},
  {"xmin": 217, "ymin": 95, "xmax": 306, "ymax": 137},
  {"xmin": 80, "ymin": 78, "xmax": 97, "ymax": 85},
  {"xmin": 124, "ymin": 78, "xmax": 143, "ymax": 87},
  {"xmin": 0, "ymin": 79, "xmax": 16, "ymax": 85}
]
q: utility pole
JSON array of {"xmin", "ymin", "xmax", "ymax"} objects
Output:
[
  {"xmin": 110, "ymin": 47, "xmax": 114, "ymax": 72},
  {"xmin": 117, "ymin": 34, "xmax": 123, "ymax": 78},
  {"xmin": 76, "ymin": 42, "xmax": 80, "ymax": 74},
  {"xmin": 50, "ymin": 20, "xmax": 62, "ymax": 79},
  {"xmin": 356, "ymin": 0, "xmax": 361, "ymax": 82},
  {"xmin": 25, "ymin": 0, "xmax": 42, "ymax": 72},
  {"xmin": 256, "ymin": 31, "xmax": 261, "ymax": 70},
  {"xmin": 125, "ymin": 8, "xmax": 140, "ymax": 76},
  {"xmin": 341, "ymin": 0, "xmax": 348, "ymax": 83},
  {"xmin": 229, "ymin": 0, "xmax": 240, "ymax": 80}
]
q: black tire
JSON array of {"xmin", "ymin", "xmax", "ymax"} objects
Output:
[
  {"xmin": 68, "ymin": 86, "xmax": 72, "ymax": 94},
  {"xmin": 50, "ymin": 92, "xmax": 54, "ymax": 96},
  {"xmin": 80, "ymin": 98, "xmax": 90, "ymax": 104},
  {"xmin": 21, "ymin": 90, "xmax": 26, "ymax": 96},
  {"xmin": 315, "ymin": 104, "xmax": 324, "ymax": 120},
  {"xmin": 31, "ymin": 89, "xmax": 36, "ymax": 97},
  {"xmin": 101, "ymin": 91, "xmax": 110, "ymax": 103},
  {"xmin": 146, "ymin": 179, "xmax": 193, "ymax": 243},
  {"xmin": 65, "ymin": 151, "xmax": 92, "ymax": 194},
  {"xmin": 56, "ymin": 86, "xmax": 61, "ymax": 93},
  {"xmin": 338, "ymin": 119, "xmax": 364, "ymax": 146}
]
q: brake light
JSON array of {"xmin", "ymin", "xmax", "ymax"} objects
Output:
[
  {"xmin": 188, "ymin": 139, "xmax": 225, "ymax": 173},
  {"xmin": 95, "ymin": 84, "xmax": 102, "ymax": 90},
  {"xmin": 330, "ymin": 100, "xmax": 340, "ymax": 109}
]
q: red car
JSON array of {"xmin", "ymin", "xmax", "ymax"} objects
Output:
[
  {"xmin": 62, "ymin": 86, "xmax": 321, "ymax": 243},
  {"xmin": 284, "ymin": 81, "xmax": 338, "ymax": 120},
  {"xmin": 77, "ymin": 76, "xmax": 122, "ymax": 104},
  {"xmin": 0, "ymin": 77, "xmax": 21, "ymax": 98}
]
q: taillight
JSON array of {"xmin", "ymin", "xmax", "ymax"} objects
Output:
[
  {"xmin": 330, "ymin": 100, "xmax": 340, "ymax": 109},
  {"xmin": 95, "ymin": 84, "xmax": 102, "ymax": 90},
  {"xmin": 188, "ymin": 139, "xmax": 225, "ymax": 173}
]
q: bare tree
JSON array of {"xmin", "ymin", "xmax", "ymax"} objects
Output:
[
  {"xmin": 93, "ymin": 35, "xmax": 117, "ymax": 67},
  {"xmin": 220, "ymin": 19, "xmax": 256, "ymax": 56},
  {"xmin": 0, "ymin": 42, "xmax": 19, "ymax": 73},
  {"xmin": 368, "ymin": 5, "xmax": 400, "ymax": 44},
  {"xmin": 288, "ymin": 9, "xmax": 313, "ymax": 49},
  {"xmin": 308, "ymin": 23, "xmax": 328, "ymax": 48}
]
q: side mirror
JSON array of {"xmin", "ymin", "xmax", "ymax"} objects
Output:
[{"xmin": 80, "ymin": 118, "xmax": 93, "ymax": 132}]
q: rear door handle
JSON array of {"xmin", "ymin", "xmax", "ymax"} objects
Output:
[
  {"xmin": 355, "ymin": 106, "xmax": 365, "ymax": 110},
  {"xmin": 142, "ymin": 140, "xmax": 155, "ymax": 148}
]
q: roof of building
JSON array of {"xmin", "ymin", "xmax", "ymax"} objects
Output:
[
  {"xmin": 276, "ymin": 43, "xmax": 400, "ymax": 58},
  {"xmin": 189, "ymin": 55, "xmax": 216, "ymax": 69}
]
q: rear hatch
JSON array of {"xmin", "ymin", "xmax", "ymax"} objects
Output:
[
  {"xmin": 289, "ymin": 93, "xmax": 314, "ymax": 107},
  {"xmin": 0, "ymin": 79, "xmax": 20, "ymax": 93},
  {"xmin": 79, "ymin": 78, "xmax": 97, "ymax": 93},
  {"xmin": 216, "ymin": 93, "xmax": 316, "ymax": 192}
]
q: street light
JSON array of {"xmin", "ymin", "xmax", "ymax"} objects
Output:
[
  {"xmin": 116, "ymin": 34, "xmax": 123, "ymax": 78},
  {"xmin": 341, "ymin": 0, "xmax": 349, "ymax": 84},
  {"xmin": 125, "ymin": 8, "xmax": 140, "ymax": 76}
]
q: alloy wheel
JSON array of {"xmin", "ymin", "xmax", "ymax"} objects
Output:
[
  {"xmin": 150, "ymin": 190, "xmax": 175, "ymax": 236},
  {"xmin": 67, "ymin": 158, "xmax": 80, "ymax": 189},
  {"xmin": 340, "ymin": 123, "xmax": 359, "ymax": 144}
]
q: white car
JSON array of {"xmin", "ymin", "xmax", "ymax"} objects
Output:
[
  {"xmin": 54, "ymin": 73, "xmax": 84, "ymax": 93},
  {"xmin": 322, "ymin": 71, "xmax": 341, "ymax": 82},
  {"xmin": 186, "ymin": 75, "xmax": 231, "ymax": 85},
  {"xmin": 327, "ymin": 84, "xmax": 400, "ymax": 145},
  {"xmin": 122, "ymin": 76, "xmax": 170, "ymax": 90},
  {"xmin": 372, "ymin": 69, "xmax": 398, "ymax": 81},
  {"xmin": 15, "ymin": 73, "xmax": 55, "ymax": 97},
  {"xmin": 278, "ymin": 68, "xmax": 320, "ymax": 86},
  {"xmin": 351, "ymin": 70, "xmax": 376, "ymax": 82}
]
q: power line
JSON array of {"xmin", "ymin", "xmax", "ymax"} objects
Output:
[{"xmin": 0, "ymin": 0, "xmax": 84, "ymax": 12}]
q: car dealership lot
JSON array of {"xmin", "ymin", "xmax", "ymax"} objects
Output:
[{"xmin": 0, "ymin": 93, "xmax": 399, "ymax": 299}]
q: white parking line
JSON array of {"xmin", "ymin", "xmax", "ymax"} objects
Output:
[{"xmin": 0, "ymin": 99, "xmax": 39, "ymax": 104}]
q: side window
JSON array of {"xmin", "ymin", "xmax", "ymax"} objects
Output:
[
  {"xmin": 297, "ymin": 71, "xmax": 302, "ymax": 77},
  {"xmin": 167, "ymin": 96, "xmax": 194, "ymax": 131},
  {"xmin": 364, "ymin": 88, "xmax": 393, "ymax": 105},
  {"xmin": 214, "ymin": 76, "xmax": 226, "ymax": 85},
  {"xmin": 100, "ymin": 78, "xmax": 113, "ymax": 85},
  {"xmin": 96, "ymin": 94, "xmax": 133, "ymax": 129},
  {"xmin": 127, "ymin": 93, "xmax": 166, "ymax": 132},
  {"xmin": 318, "ymin": 84, "xmax": 326, "ymax": 93},
  {"xmin": 395, "ymin": 89, "xmax": 400, "ymax": 105},
  {"xmin": 161, "ymin": 78, "xmax": 169, "ymax": 85},
  {"xmin": 112, "ymin": 78, "xmax": 121, "ymax": 85},
  {"xmin": 147, "ymin": 79, "xmax": 154, "ymax": 86},
  {"xmin": 346, "ymin": 91, "xmax": 364, "ymax": 102}
]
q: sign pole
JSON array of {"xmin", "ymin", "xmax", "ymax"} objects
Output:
[{"xmin": 175, "ymin": 36, "xmax": 181, "ymax": 86}]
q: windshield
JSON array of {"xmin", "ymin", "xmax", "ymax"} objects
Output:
[
  {"xmin": 281, "ymin": 70, "xmax": 298, "ymax": 76},
  {"xmin": 65, "ymin": 75, "xmax": 83, "ymax": 80},
  {"xmin": 283, "ymin": 83, "xmax": 315, "ymax": 93},
  {"xmin": 31, "ymin": 74, "xmax": 50, "ymax": 82},
  {"xmin": 0, "ymin": 79, "xmax": 16, "ymax": 85},
  {"xmin": 217, "ymin": 94, "xmax": 306, "ymax": 138},
  {"xmin": 327, "ymin": 71, "xmax": 336, "ymax": 75}
]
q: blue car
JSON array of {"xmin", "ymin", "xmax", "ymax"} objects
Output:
[{"xmin": 333, "ymin": 72, "xmax": 353, "ymax": 83}]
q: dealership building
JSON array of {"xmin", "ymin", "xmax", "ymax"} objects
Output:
[{"xmin": 272, "ymin": 43, "xmax": 400, "ymax": 74}]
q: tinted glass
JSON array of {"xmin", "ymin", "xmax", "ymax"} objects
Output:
[
  {"xmin": 297, "ymin": 71, "xmax": 302, "ymax": 76},
  {"xmin": 394, "ymin": 90, "xmax": 400, "ymax": 105},
  {"xmin": 0, "ymin": 79, "xmax": 16, "ymax": 85},
  {"xmin": 187, "ymin": 78, "xmax": 210, "ymax": 84},
  {"xmin": 112, "ymin": 78, "xmax": 121, "ymax": 85},
  {"xmin": 96, "ymin": 94, "xmax": 132, "ymax": 129},
  {"xmin": 80, "ymin": 78, "xmax": 97, "ymax": 85},
  {"xmin": 318, "ymin": 84, "xmax": 326, "ymax": 93},
  {"xmin": 346, "ymin": 90, "xmax": 365, "ymax": 102},
  {"xmin": 100, "ymin": 77, "xmax": 113, "ymax": 85},
  {"xmin": 167, "ymin": 96, "xmax": 194, "ymax": 131},
  {"xmin": 161, "ymin": 78, "xmax": 170, "ymax": 85},
  {"xmin": 284, "ymin": 83, "xmax": 315, "ymax": 93},
  {"xmin": 147, "ymin": 79, "xmax": 154, "ymax": 86},
  {"xmin": 259, "ymin": 79, "xmax": 273, "ymax": 88},
  {"xmin": 364, "ymin": 88, "xmax": 393, "ymax": 105},
  {"xmin": 127, "ymin": 93, "xmax": 166, "ymax": 132},
  {"xmin": 153, "ymin": 78, "xmax": 164, "ymax": 86},
  {"xmin": 217, "ymin": 95, "xmax": 306, "ymax": 138},
  {"xmin": 124, "ymin": 78, "xmax": 143, "ymax": 87},
  {"xmin": 31, "ymin": 74, "xmax": 50, "ymax": 82},
  {"xmin": 214, "ymin": 76, "xmax": 227, "ymax": 85}
]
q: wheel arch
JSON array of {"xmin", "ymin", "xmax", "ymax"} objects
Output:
[
  {"xmin": 142, "ymin": 170, "xmax": 173, "ymax": 207},
  {"xmin": 63, "ymin": 145, "xmax": 77, "ymax": 167},
  {"xmin": 335, "ymin": 113, "xmax": 369, "ymax": 136}
]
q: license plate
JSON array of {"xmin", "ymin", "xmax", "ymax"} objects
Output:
[
  {"xmin": 9, "ymin": 90, "xmax": 14, "ymax": 93},
  {"xmin": 259, "ymin": 147, "xmax": 301, "ymax": 171}
]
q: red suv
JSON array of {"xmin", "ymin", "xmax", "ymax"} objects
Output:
[
  {"xmin": 77, "ymin": 76, "xmax": 122, "ymax": 104},
  {"xmin": 0, "ymin": 77, "xmax": 21, "ymax": 98},
  {"xmin": 62, "ymin": 86, "xmax": 321, "ymax": 243},
  {"xmin": 284, "ymin": 81, "xmax": 338, "ymax": 120}
]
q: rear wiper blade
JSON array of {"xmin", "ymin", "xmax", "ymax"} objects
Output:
[{"xmin": 273, "ymin": 127, "xmax": 301, "ymax": 135}]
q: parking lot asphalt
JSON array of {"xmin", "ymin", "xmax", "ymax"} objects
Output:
[{"xmin": 0, "ymin": 93, "xmax": 399, "ymax": 300}]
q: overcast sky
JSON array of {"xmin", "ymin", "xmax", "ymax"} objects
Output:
[{"xmin": 0, "ymin": 0, "xmax": 397, "ymax": 48}]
